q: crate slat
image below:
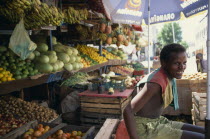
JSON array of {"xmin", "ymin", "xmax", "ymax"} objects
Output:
[
  {"xmin": 81, "ymin": 102, "xmax": 121, "ymax": 109},
  {"xmin": 81, "ymin": 107, "xmax": 121, "ymax": 114},
  {"xmin": 81, "ymin": 97, "xmax": 122, "ymax": 104}
]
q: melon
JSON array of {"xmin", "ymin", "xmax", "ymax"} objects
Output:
[
  {"xmin": 64, "ymin": 63, "xmax": 73, "ymax": 71},
  {"xmin": 54, "ymin": 44, "xmax": 65, "ymax": 53},
  {"xmin": 72, "ymin": 48, "xmax": 78, "ymax": 56},
  {"xmin": 72, "ymin": 63, "xmax": 79, "ymax": 70},
  {"xmin": 66, "ymin": 48, "xmax": 72, "ymax": 55},
  {"xmin": 37, "ymin": 43, "xmax": 48, "ymax": 52},
  {"xmin": 48, "ymin": 54, "xmax": 58, "ymax": 63},
  {"xmin": 34, "ymin": 51, "xmax": 40, "ymax": 57},
  {"xmin": 27, "ymin": 52, "xmax": 35, "ymax": 60},
  {"xmin": 51, "ymin": 63, "xmax": 59, "ymax": 72},
  {"xmin": 76, "ymin": 56, "xmax": 81, "ymax": 62},
  {"xmin": 52, "ymin": 36, "xmax": 57, "ymax": 45},
  {"xmin": 69, "ymin": 55, "xmax": 76, "ymax": 63},
  {"xmin": 38, "ymin": 55, "xmax": 50, "ymax": 63},
  {"xmin": 36, "ymin": 63, "xmax": 53, "ymax": 73},
  {"xmin": 57, "ymin": 53, "xmax": 70, "ymax": 63}
]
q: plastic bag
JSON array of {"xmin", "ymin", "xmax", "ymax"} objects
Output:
[
  {"xmin": 9, "ymin": 19, "xmax": 37, "ymax": 60},
  {"xmin": 60, "ymin": 91, "xmax": 80, "ymax": 113}
]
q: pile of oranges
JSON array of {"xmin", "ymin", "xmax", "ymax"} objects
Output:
[{"xmin": 0, "ymin": 68, "xmax": 15, "ymax": 83}]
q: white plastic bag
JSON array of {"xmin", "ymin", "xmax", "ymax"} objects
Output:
[
  {"xmin": 9, "ymin": 19, "xmax": 37, "ymax": 60},
  {"xmin": 60, "ymin": 91, "xmax": 80, "ymax": 113}
]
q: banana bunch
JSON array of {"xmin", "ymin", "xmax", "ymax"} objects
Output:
[
  {"xmin": 63, "ymin": 7, "xmax": 88, "ymax": 24},
  {"xmin": 5, "ymin": 0, "xmax": 32, "ymax": 15},
  {"xmin": 0, "ymin": 0, "xmax": 31, "ymax": 23},
  {"xmin": 24, "ymin": 3, "xmax": 64, "ymax": 29},
  {"xmin": 75, "ymin": 25, "xmax": 91, "ymax": 40},
  {"xmin": 97, "ymin": 32, "xmax": 107, "ymax": 42},
  {"xmin": 0, "ymin": 6, "xmax": 21, "ymax": 23}
]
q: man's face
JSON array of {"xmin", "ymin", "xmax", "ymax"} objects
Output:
[{"xmin": 163, "ymin": 52, "xmax": 187, "ymax": 79}]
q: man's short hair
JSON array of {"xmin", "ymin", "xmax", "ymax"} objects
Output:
[{"xmin": 160, "ymin": 43, "xmax": 186, "ymax": 63}]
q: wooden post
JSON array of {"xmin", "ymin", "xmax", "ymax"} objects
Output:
[{"xmin": 19, "ymin": 89, "xmax": 24, "ymax": 100}]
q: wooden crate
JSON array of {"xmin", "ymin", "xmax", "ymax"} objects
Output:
[
  {"xmin": 198, "ymin": 79, "xmax": 207, "ymax": 92},
  {"xmin": 192, "ymin": 92, "xmax": 206, "ymax": 121},
  {"xmin": 80, "ymin": 96, "xmax": 131, "ymax": 115},
  {"xmin": 190, "ymin": 80, "xmax": 200, "ymax": 92},
  {"xmin": 191, "ymin": 109, "xmax": 205, "ymax": 127},
  {"xmin": 79, "ymin": 89, "xmax": 133, "ymax": 127}
]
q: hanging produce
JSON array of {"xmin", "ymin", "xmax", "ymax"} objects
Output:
[
  {"xmin": 63, "ymin": 7, "xmax": 88, "ymax": 24},
  {"xmin": 24, "ymin": 4, "xmax": 63, "ymax": 28}
]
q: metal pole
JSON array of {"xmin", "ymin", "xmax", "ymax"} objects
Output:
[
  {"xmin": 205, "ymin": 1, "xmax": 210, "ymax": 138},
  {"xmin": 172, "ymin": 23, "xmax": 176, "ymax": 43},
  {"xmin": 148, "ymin": 0, "xmax": 151, "ymax": 73}
]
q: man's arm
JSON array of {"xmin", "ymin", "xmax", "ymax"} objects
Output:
[{"xmin": 123, "ymin": 82, "xmax": 161, "ymax": 139}]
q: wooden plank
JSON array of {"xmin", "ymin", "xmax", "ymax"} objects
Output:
[
  {"xmin": 81, "ymin": 108, "xmax": 121, "ymax": 114},
  {"xmin": 81, "ymin": 112, "xmax": 121, "ymax": 119},
  {"xmin": 193, "ymin": 104, "xmax": 206, "ymax": 121},
  {"xmin": 94, "ymin": 119, "xmax": 119, "ymax": 139},
  {"xmin": 80, "ymin": 97, "xmax": 121, "ymax": 104},
  {"xmin": 81, "ymin": 103, "xmax": 121, "ymax": 109},
  {"xmin": 121, "ymin": 97, "xmax": 131, "ymax": 109}
]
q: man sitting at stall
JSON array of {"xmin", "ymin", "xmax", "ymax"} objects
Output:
[{"xmin": 123, "ymin": 44, "xmax": 205, "ymax": 139}]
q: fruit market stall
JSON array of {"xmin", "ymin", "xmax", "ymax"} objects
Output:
[{"xmin": 0, "ymin": 0, "xmax": 148, "ymax": 138}]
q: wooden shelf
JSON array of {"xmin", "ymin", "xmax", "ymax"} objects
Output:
[{"xmin": 0, "ymin": 60, "xmax": 127, "ymax": 95}]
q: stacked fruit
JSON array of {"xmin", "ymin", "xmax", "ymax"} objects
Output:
[
  {"xmin": 76, "ymin": 45, "xmax": 107, "ymax": 64},
  {"xmin": 24, "ymin": 3, "xmax": 63, "ymax": 29},
  {"xmin": 102, "ymin": 49, "xmax": 121, "ymax": 60},
  {"xmin": 0, "ymin": 96, "xmax": 58, "ymax": 122},
  {"xmin": 63, "ymin": 7, "xmax": 88, "ymax": 24},
  {"xmin": 0, "ymin": 114, "xmax": 26, "ymax": 136},
  {"xmin": 22, "ymin": 124, "xmax": 51, "ymax": 138},
  {"xmin": 48, "ymin": 130, "xmax": 84, "ymax": 139},
  {"xmin": 0, "ymin": 0, "xmax": 63, "ymax": 28},
  {"xmin": 0, "ymin": 68, "xmax": 15, "ymax": 83},
  {"xmin": 0, "ymin": 0, "xmax": 31, "ymax": 18},
  {"xmin": 80, "ymin": 58, "xmax": 90, "ymax": 68},
  {"xmin": 0, "ymin": 47, "xmax": 39, "ymax": 80},
  {"xmin": 80, "ymin": 54, "xmax": 98, "ymax": 66}
]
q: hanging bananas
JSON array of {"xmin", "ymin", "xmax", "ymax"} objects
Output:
[{"xmin": 63, "ymin": 7, "xmax": 88, "ymax": 24}]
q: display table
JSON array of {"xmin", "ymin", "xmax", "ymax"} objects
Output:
[{"xmin": 79, "ymin": 89, "xmax": 133, "ymax": 127}]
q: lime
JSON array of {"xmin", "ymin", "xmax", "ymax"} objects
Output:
[
  {"xmin": 23, "ymin": 71, "xmax": 29, "ymax": 75},
  {"xmin": 15, "ymin": 75, "xmax": 21, "ymax": 80},
  {"xmin": 22, "ymin": 74, "xmax": 28, "ymax": 79}
]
